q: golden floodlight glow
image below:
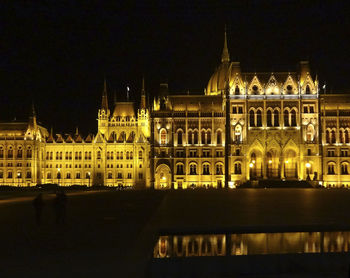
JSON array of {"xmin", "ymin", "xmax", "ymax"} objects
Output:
[
  {"xmin": 249, "ymin": 163, "xmax": 254, "ymax": 168},
  {"xmin": 268, "ymin": 160, "xmax": 272, "ymax": 164},
  {"xmin": 285, "ymin": 160, "xmax": 289, "ymax": 164},
  {"xmin": 306, "ymin": 162, "xmax": 311, "ymax": 168},
  {"xmin": 252, "ymin": 160, "xmax": 256, "ymax": 164}
]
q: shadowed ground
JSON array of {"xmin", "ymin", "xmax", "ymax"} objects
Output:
[{"xmin": 1, "ymin": 188, "xmax": 350, "ymax": 277}]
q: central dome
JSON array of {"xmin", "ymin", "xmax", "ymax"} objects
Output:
[{"xmin": 206, "ymin": 62, "xmax": 242, "ymax": 95}]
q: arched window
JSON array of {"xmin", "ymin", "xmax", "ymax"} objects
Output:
[
  {"xmin": 207, "ymin": 130, "xmax": 211, "ymax": 144},
  {"xmin": 47, "ymin": 172, "xmax": 52, "ymax": 179},
  {"xmin": 341, "ymin": 163, "xmax": 349, "ymax": 175},
  {"xmin": 345, "ymin": 130, "xmax": 350, "ymax": 143},
  {"xmin": 286, "ymin": 85, "xmax": 293, "ymax": 94},
  {"xmin": 267, "ymin": 110, "xmax": 272, "ymax": 127},
  {"xmin": 176, "ymin": 164, "xmax": 184, "ymax": 175},
  {"xmin": 17, "ymin": 147, "xmax": 23, "ymax": 158},
  {"xmin": 177, "ymin": 130, "xmax": 183, "ymax": 145},
  {"xmin": 249, "ymin": 110, "xmax": 255, "ymax": 127},
  {"xmin": 331, "ymin": 130, "xmax": 336, "ymax": 144},
  {"xmin": 305, "ymin": 85, "xmax": 311, "ymax": 94},
  {"xmin": 216, "ymin": 164, "xmax": 223, "ymax": 175},
  {"xmin": 66, "ymin": 172, "xmax": 71, "ymax": 179},
  {"xmin": 339, "ymin": 130, "xmax": 344, "ymax": 144},
  {"xmin": 26, "ymin": 148, "xmax": 32, "ymax": 159},
  {"xmin": 235, "ymin": 86, "xmax": 240, "ymax": 95},
  {"xmin": 291, "ymin": 109, "xmax": 297, "ymax": 126},
  {"xmin": 139, "ymin": 151, "xmax": 143, "ymax": 160},
  {"xmin": 126, "ymin": 151, "xmax": 129, "ymax": 160},
  {"xmin": 284, "ymin": 110, "xmax": 290, "ymax": 127},
  {"xmin": 328, "ymin": 163, "xmax": 335, "ymax": 175},
  {"xmin": 201, "ymin": 130, "xmax": 206, "ymax": 145},
  {"xmin": 257, "ymin": 110, "xmax": 262, "ymax": 127},
  {"xmin": 76, "ymin": 172, "xmax": 81, "ymax": 179},
  {"xmin": 0, "ymin": 147, "xmax": 3, "ymax": 158},
  {"xmin": 202, "ymin": 164, "xmax": 210, "ymax": 175},
  {"xmin": 188, "ymin": 130, "xmax": 193, "ymax": 145},
  {"xmin": 326, "ymin": 130, "xmax": 330, "ymax": 144},
  {"xmin": 274, "ymin": 110, "xmax": 279, "ymax": 127},
  {"xmin": 57, "ymin": 172, "xmax": 61, "ymax": 179},
  {"xmin": 160, "ymin": 129, "xmax": 167, "ymax": 145},
  {"xmin": 8, "ymin": 147, "xmax": 13, "ymax": 158},
  {"xmin": 130, "ymin": 151, "xmax": 133, "ymax": 159},
  {"xmin": 97, "ymin": 151, "xmax": 101, "ymax": 159},
  {"xmin": 193, "ymin": 130, "xmax": 198, "ymax": 144},
  {"xmin": 217, "ymin": 130, "xmax": 222, "ymax": 145},
  {"xmin": 190, "ymin": 164, "xmax": 197, "ymax": 175},
  {"xmin": 234, "ymin": 162, "xmax": 242, "ymax": 174}
]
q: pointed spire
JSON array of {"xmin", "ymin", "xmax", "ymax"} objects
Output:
[
  {"xmin": 31, "ymin": 102, "xmax": 36, "ymax": 117},
  {"xmin": 75, "ymin": 127, "xmax": 79, "ymax": 135},
  {"xmin": 101, "ymin": 77, "xmax": 109, "ymax": 111},
  {"xmin": 221, "ymin": 26, "xmax": 230, "ymax": 63},
  {"xmin": 141, "ymin": 76, "xmax": 146, "ymax": 109}
]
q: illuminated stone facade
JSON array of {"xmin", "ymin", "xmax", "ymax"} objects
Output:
[{"xmin": 0, "ymin": 33, "xmax": 349, "ymax": 188}]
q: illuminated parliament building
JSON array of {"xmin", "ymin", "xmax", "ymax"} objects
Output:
[{"xmin": 1, "ymin": 32, "xmax": 350, "ymax": 189}]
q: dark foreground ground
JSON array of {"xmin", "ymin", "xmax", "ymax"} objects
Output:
[{"xmin": 1, "ymin": 188, "xmax": 350, "ymax": 277}]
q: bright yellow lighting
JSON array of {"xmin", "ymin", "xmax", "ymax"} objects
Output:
[
  {"xmin": 249, "ymin": 163, "xmax": 254, "ymax": 168},
  {"xmin": 285, "ymin": 160, "xmax": 289, "ymax": 164},
  {"xmin": 252, "ymin": 160, "xmax": 256, "ymax": 164},
  {"xmin": 306, "ymin": 162, "xmax": 311, "ymax": 168},
  {"xmin": 268, "ymin": 160, "xmax": 272, "ymax": 164},
  {"xmin": 162, "ymin": 176, "xmax": 166, "ymax": 181}
]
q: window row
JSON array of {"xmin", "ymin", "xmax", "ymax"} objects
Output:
[
  {"xmin": 0, "ymin": 147, "xmax": 32, "ymax": 159},
  {"xmin": 327, "ymin": 163, "xmax": 349, "ymax": 175},
  {"xmin": 0, "ymin": 171, "xmax": 31, "ymax": 179},
  {"xmin": 45, "ymin": 151, "xmax": 140, "ymax": 160},
  {"xmin": 46, "ymin": 172, "xmax": 135, "ymax": 179},
  {"xmin": 175, "ymin": 162, "xmax": 242, "ymax": 175},
  {"xmin": 325, "ymin": 129, "xmax": 350, "ymax": 144},
  {"xmin": 249, "ymin": 109, "xmax": 297, "ymax": 127}
]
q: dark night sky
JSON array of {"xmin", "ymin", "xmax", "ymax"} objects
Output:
[{"xmin": 1, "ymin": 1, "xmax": 350, "ymax": 135}]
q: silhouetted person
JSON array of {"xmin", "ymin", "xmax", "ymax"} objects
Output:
[
  {"xmin": 33, "ymin": 193, "xmax": 44, "ymax": 226},
  {"xmin": 53, "ymin": 190, "xmax": 67, "ymax": 224}
]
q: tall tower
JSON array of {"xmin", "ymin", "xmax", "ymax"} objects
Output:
[
  {"xmin": 98, "ymin": 78, "xmax": 110, "ymax": 136},
  {"xmin": 138, "ymin": 77, "xmax": 150, "ymax": 138}
]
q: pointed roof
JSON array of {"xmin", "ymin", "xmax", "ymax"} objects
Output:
[
  {"xmin": 221, "ymin": 27, "xmax": 230, "ymax": 63},
  {"xmin": 141, "ymin": 76, "xmax": 146, "ymax": 109},
  {"xmin": 85, "ymin": 134, "xmax": 93, "ymax": 143},
  {"xmin": 101, "ymin": 78, "xmax": 109, "ymax": 111}
]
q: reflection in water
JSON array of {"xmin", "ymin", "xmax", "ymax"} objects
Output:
[{"xmin": 153, "ymin": 231, "xmax": 350, "ymax": 258}]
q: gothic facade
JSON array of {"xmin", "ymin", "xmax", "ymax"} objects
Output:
[{"xmin": 0, "ymin": 33, "xmax": 349, "ymax": 188}]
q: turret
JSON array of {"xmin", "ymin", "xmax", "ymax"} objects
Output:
[
  {"xmin": 141, "ymin": 77, "xmax": 146, "ymax": 109},
  {"xmin": 98, "ymin": 78, "xmax": 110, "ymax": 136},
  {"xmin": 138, "ymin": 77, "xmax": 150, "ymax": 138}
]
